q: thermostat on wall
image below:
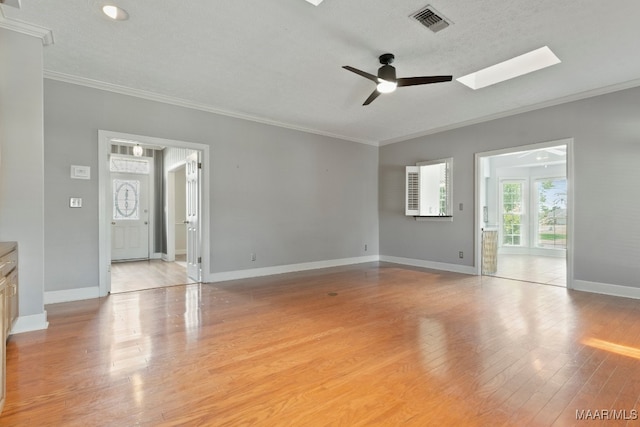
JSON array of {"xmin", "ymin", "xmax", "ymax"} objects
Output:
[{"xmin": 71, "ymin": 165, "xmax": 91, "ymax": 180}]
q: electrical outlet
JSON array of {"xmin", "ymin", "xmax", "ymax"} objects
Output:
[
  {"xmin": 459, "ymin": 251, "xmax": 464, "ymax": 259},
  {"xmin": 251, "ymin": 253, "xmax": 256, "ymax": 261}
]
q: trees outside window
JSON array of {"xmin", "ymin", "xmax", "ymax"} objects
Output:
[
  {"xmin": 501, "ymin": 181, "xmax": 524, "ymax": 246},
  {"xmin": 535, "ymin": 178, "xmax": 567, "ymax": 249}
]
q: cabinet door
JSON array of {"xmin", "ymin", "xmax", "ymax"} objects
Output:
[
  {"xmin": 8, "ymin": 270, "xmax": 18, "ymax": 334},
  {"xmin": 0, "ymin": 283, "xmax": 6, "ymax": 413}
]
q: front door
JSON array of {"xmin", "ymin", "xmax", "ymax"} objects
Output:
[
  {"xmin": 186, "ymin": 152, "xmax": 201, "ymax": 281},
  {"xmin": 111, "ymin": 172, "xmax": 150, "ymax": 261}
]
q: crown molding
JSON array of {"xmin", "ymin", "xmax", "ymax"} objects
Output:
[
  {"xmin": 39, "ymin": 70, "xmax": 640, "ymax": 148},
  {"xmin": 43, "ymin": 70, "xmax": 378, "ymax": 146},
  {"xmin": 379, "ymin": 77, "xmax": 640, "ymax": 146},
  {"xmin": 0, "ymin": 9, "xmax": 54, "ymax": 45},
  {"xmin": 0, "ymin": 0, "xmax": 21, "ymax": 8}
]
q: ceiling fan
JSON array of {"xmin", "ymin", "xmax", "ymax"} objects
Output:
[{"xmin": 343, "ymin": 53, "xmax": 453, "ymax": 105}]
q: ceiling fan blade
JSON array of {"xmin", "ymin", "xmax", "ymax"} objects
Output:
[
  {"xmin": 343, "ymin": 66, "xmax": 379, "ymax": 83},
  {"xmin": 397, "ymin": 75, "xmax": 453, "ymax": 87},
  {"xmin": 363, "ymin": 90, "xmax": 381, "ymax": 106}
]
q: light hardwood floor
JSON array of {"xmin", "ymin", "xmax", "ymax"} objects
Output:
[
  {"xmin": 491, "ymin": 254, "xmax": 567, "ymax": 287},
  {"xmin": 111, "ymin": 258, "xmax": 197, "ymax": 293},
  {"xmin": 2, "ymin": 262, "xmax": 640, "ymax": 426}
]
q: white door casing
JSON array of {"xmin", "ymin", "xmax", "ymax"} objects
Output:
[
  {"xmin": 99, "ymin": 130, "xmax": 210, "ymax": 297},
  {"xmin": 474, "ymin": 138, "xmax": 574, "ymax": 288},
  {"xmin": 111, "ymin": 172, "xmax": 150, "ymax": 261},
  {"xmin": 186, "ymin": 152, "xmax": 201, "ymax": 281}
]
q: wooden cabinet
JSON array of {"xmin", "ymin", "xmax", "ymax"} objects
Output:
[
  {"xmin": 6, "ymin": 269, "xmax": 18, "ymax": 335},
  {"xmin": 0, "ymin": 241, "xmax": 18, "ymax": 414},
  {"xmin": 0, "ymin": 279, "xmax": 5, "ymax": 413}
]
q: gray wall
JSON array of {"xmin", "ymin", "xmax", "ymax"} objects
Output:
[
  {"xmin": 6, "ymin": 20, "xmax": 639, "ymax": 319},
  {"xmin": 0, "ymin": 29, "xmax": 46, "ymax": 321},
  {"xmin": 44, "ymin": 79, "xmax": 379, "ymax": 292},
  {"xmin": 380, "ymin": 85, "xmax": 640, "ymax": 288}
]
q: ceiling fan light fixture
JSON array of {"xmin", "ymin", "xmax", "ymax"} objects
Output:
[
  {"xmin": 102, "ymin": 4, "xmax": 129, "ymax": 21},
  {"xmin": 343, "ymin": 52, "xmax": 451, "ymax": 105},
  {"xmin": 304, "ymin": 0, "xmax": 324, "ymax": 5},
  {"xmin": 377, "ymin": 80, "xmax": 397, "ymax": 94},
  {"xmin": 457, "ymin": 46, "xmax": 560, "ymax": 90}
]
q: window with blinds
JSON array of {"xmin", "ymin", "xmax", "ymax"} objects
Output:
[{"xmin": 405, "ymin": 157, "xmax": 452, "ymax": 218}]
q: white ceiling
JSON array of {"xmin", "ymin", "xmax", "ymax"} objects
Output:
[{"xmin": 3, "ymin": 0, "xmax": 640, "ymax": 145}]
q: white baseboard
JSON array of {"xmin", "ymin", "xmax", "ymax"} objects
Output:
[
  {"xmin": 11, "ymin": 311, "xmax": 49, "ymax": 334},
  {"xmin": 379, "ymin": 255, "xmax": 477, "ymax": 275},
  {"xmin": 206, "ymin": 255, "xmax": 380, "ymax": 283},
  {"xmin": 45, "ymin": 286, "xmax": 100, "ymax": 304},
  {"xmin": 573, "ymin": 279, "xmax": 640, "ymax": 300},
  {"xmin": 175, "ymin": 249, "xmax": 186, "ymax": 255},
  {"xmin": 39, "ymin": 255, "xmax": 479, "ymax": 304}
]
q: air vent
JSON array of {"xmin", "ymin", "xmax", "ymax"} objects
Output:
[{"xmin": 410, "ymin": 5, "xmax": 452, "ymax": 33}]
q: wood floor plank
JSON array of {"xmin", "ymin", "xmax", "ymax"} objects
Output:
[
  {"xmin": 2, "ymin": 262, "xmax": 640, "ymax": 426},
  {"xmin": 111, "ymin": 259, "xmax": 196, "ymax": 293}
]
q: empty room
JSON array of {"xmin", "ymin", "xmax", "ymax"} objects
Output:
[{"xmin": 1, "ymin": 1, "xmax": 640, "ymax": 425}]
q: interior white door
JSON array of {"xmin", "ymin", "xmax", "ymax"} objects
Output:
[
  {"xmin": 111, "ymin": 172, "xmax": 150, "ymax": 261},
  {"xmin": 186, "ymin": 152, "xmax": 201, "ymax": 281}
]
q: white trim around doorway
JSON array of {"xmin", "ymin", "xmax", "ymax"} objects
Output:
[
  {"xmin": 474, "ymin": 138, "xmax": 575, "ymax": 289},
  {"xmin": 98, "ymin": 130, "xmax": 211, "ymax": 297}
]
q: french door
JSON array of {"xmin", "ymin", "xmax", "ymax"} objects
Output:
[{"xmin": 185, "ymin": 152, "xmax": 201, "ymax": 281}]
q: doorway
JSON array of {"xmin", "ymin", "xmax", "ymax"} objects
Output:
[
  {"xmin": 475, "ymin": 139, "xmax": 573, "ymax": 288},
  {"xmin": 98, "ymin": 130, "xmax": 211, "ymax": 296}
]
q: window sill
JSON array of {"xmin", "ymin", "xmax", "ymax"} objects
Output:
[{"xmin": 414, "ymin": 216, "xmax": 453, "ymax": 222}]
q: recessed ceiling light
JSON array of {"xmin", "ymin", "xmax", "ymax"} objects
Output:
[
  {"xmin": 457, "ymin": 46, "xmax": 560, "ymax": 90},
  {"xmin": 304, "ymin": 0, "xmax": 324, "ymax": 5},
  {"xmin": 102, "ymin": 4, "xmax": 129, "ymax": 20}
]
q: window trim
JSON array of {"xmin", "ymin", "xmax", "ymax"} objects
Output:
[
  {"xmin": 533, "ymin": 176, "xmax": 567, "ymax": 250},
  {"xmin": 406, "ymin": 157, "xmax": 453, "ymax": 220},
  {"xmin": 499, "ymin": 178, "xmax": 527, "ymax": 247}
]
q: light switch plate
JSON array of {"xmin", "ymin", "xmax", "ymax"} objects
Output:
[
  {"xmin": 70, "ymin": 197, "xmax": 82, "ymax": 208},
  {"xmin": 71, "ymin": 165, "xmax": 91, "ymax": 180}
]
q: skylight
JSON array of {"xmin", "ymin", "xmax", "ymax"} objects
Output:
[{"xmin": 457, "ymin": 46, "xmax": 560, "ymax": 90}]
